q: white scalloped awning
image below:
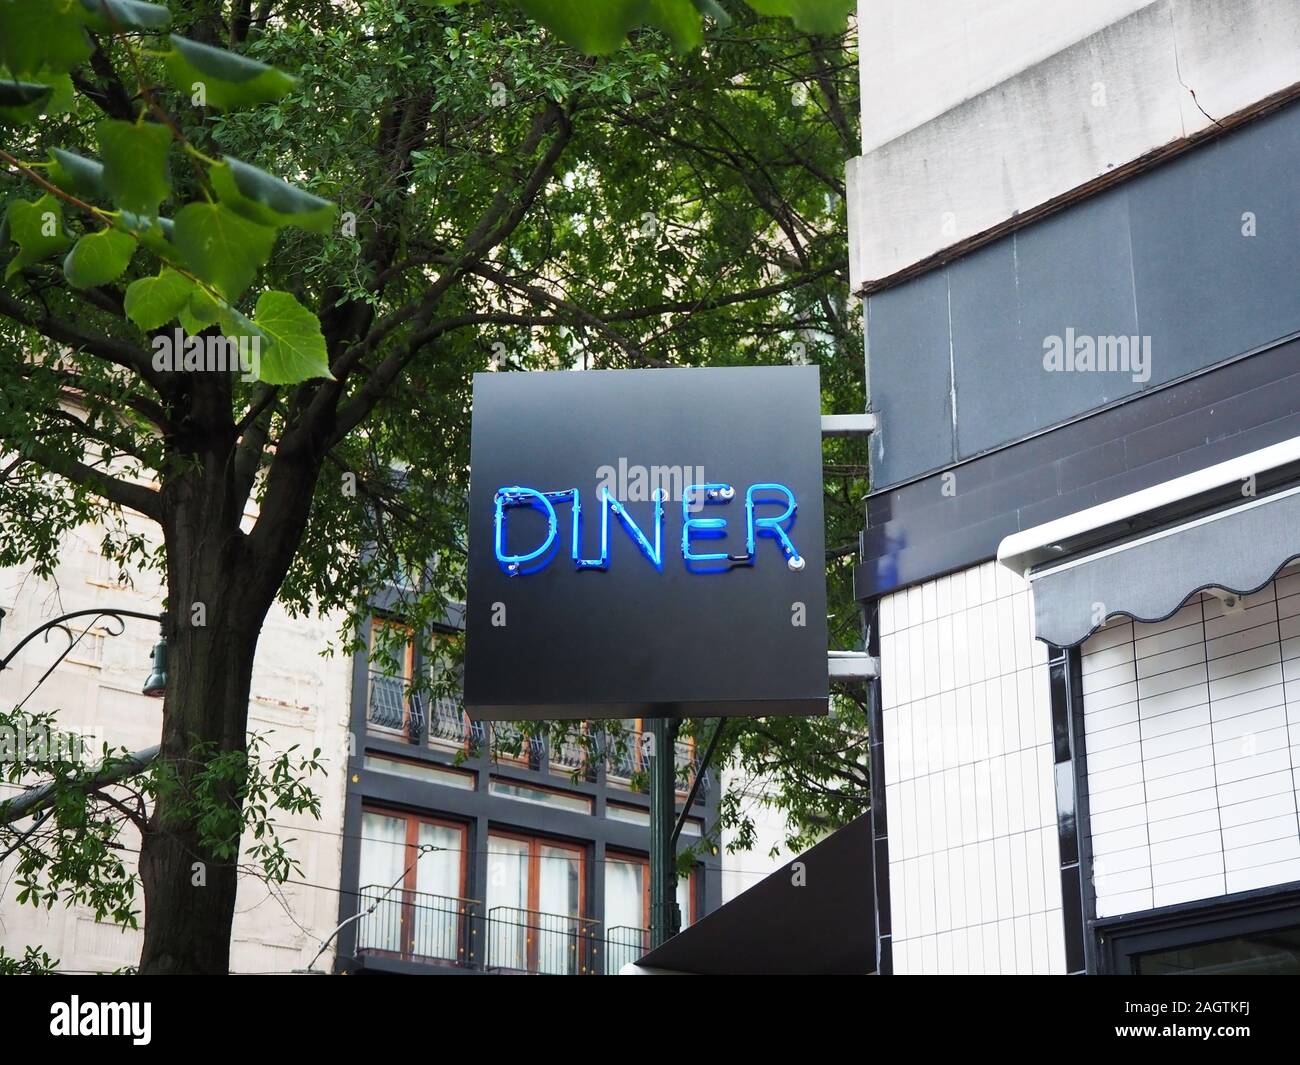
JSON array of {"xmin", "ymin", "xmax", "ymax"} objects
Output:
[{"xmin": 998, "ymin": 437, "xmax": 1300, "ymax": 648}]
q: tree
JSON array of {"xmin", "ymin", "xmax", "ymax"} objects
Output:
[{"xmin": 0, "ymin": 0, "xmax": 860, "ymax": 972}]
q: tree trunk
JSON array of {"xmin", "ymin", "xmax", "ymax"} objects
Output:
[
  {"xmin": 137, "ymin": 424, "xmax": 283, "ymax": 974},
  {"xmin": 136, "ymin": 609, "xmax": 261, "ymax": 974}
]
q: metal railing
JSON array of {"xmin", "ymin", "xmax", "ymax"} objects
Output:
[
  {"xmin": 366, "ymin": 672, "xmax": 424, "ymax": 742},
  {"xmin": 603, "ymin": 734, "xmax": 709, "ymax": 799},
  {"xmin": 488, "ymin": 722, "xmax": 545, "ymax": 768},
  {"xmin": 427, "ymin": 693, "xmax": 471, "ymax": 746},
  {"xmin": 604, "ymin": 925, "xmax": 649, "ymax": 974},
  {"xmin": 355, "ymin": 885, "xmax": 481, "ymax": 967},
  {"xmin": 484, "ymin": 906, "xmax": 602, "ymax": 975}
]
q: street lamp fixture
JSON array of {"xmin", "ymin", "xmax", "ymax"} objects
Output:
[
  {"xmin": 0, "ymin": 607, "xmax": 168, "ymax": 699},
  {"xmin": 142, "ymin": 628, "xmax": 168, "ymax": 698}
]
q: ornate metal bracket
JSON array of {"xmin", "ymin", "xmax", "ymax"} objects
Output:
[{"xmin": 0, "ymin": 607, "xmax": 165, "ymax": 701}]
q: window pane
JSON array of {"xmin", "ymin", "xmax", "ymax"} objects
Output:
[
  {"xmin": 489, "ymin": 778, "xmax": 592, "ymax": 813},
  {"xmin": 676, "ymin": 874, "xmax": 693, "ymax": 929},
  {"xmin": 486, "ymin": 836, "xmax": 531, "ymax": 971},
  {"xmin": 1136, "ymin": 928, "xmax": 1300, "ymax": 974},
  {"xmin": 358, "ymin": 813, "xmax": 406, "ymax": 954},
  {"xmin": 538, "ymin": 845, "xmax": 582, "ymax": 975},
  {"xmin": 412, "ymin": 823, "xmax": 464, "ymax": 962},
  {"xmin": 364, "ymin": 754, "xmax": 474, "ymax": 789},
  {"xmin": 605, "ymin": 859, "xmax": 646, "ymax": 973}
]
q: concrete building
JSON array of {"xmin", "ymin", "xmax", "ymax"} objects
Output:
[{"xmin": 849, "ymin": 0, "xmax": 1300, "ymax": 973}]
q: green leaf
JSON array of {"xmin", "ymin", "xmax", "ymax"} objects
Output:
[
  {"xmin": 48, "ymin": 148, "xmax": 106, "ymax": 199},
  {"xmin": 124, "ymin": 268, "xmax": 194, "ymax": 330},
  {"xmin": 742, "ymin": 0, "xmax": 854, "ymax": 34},
  {"xmin": 78, "ymin": 0, "xmax": 171, "ymax": 32},
  {"xmin": 0, "ymin": 79, "xmax": 51, "ymax": 108},
  {"xmin": 97, "ymin": 119, "xmax": 172, "ymax": 218},
  {"xmin": 692, "ymin": 0, "xmax": 731, "ymax": 26},
  {"xmin": 177, "ymin": 288, "xmax": 221, "ymax": 335},
  {"xmin": 172, "ymin": 202, "xmax": 275, "ymax": 300},
  {"xmin": 513, "ymin": 0, "xmax": 647, "ymax": 55},
  {"xmin": 210, "ymin": 157, "xmax": 336, "ymax": 233},
  {"xmin": 0, "ymin": 74, "xmax": 71, "ymax": 123},
  {"xmin": 4, "ymin": 196, "xmax": 73, "ymax": 281},
  {"xmin": 0, "ymin": 0, "xmax": 92, "ymax": 76},
  {"xmin": 165, "ymin": 35, "xmax": 296, "ymax": 111},
  {"xmin": 114, "ymin": 210, "xmax": 174, "ymax": 255},
  {"xmin": 63, "ymin": 227, "xmax": 135, "ymax": 288},
  {"xmin": 250, "ymin": 290, "xmax": 333, "ymax": 384},
  {"xmin": 647, "ymin": 0, "xmax": 704, "ymax": 50}
]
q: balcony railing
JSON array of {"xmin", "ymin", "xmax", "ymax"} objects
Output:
[
  {"xmin": 604, "ymin": 925, "xmax": 649, "ymax": 974},
  {"xmin": 366, "ymin": 672, "xmax": 424, "ymax": 742},
  {"xmin": 604, "ymin": 735, "xmax": 710, "ymax": 800},
  {"xmin": 484, "ymin": 906, "xmax": 602, "ymax": 975},
  {"xmin": 487, "ymin": 722, "xmax": 545, "ymax": 768},
  {"xmin": 427, "ymin": 692, "xmax": 471, "ymax": 746},
  {"xmin": 352, "ymin": 890, "xmax": 658, "ymax": 974},
  {"xmin": 355, "ymin": 885, "xmax": 481, "ymax": 967}
]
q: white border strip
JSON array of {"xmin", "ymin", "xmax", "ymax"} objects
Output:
[
  {"xmin": 997, "ymin": 435, "xmax": 1300, "ymax": 576},
  {"xmin": 1030, "ymin": 482, "xmax": 1300, "ymax": 579}
]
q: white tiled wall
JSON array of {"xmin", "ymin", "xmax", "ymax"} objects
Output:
[
  {"xmin": 880, "ymin": 562, "xmax": 1067, "ymax": 973},
  {"xmin": 1082, "ymin": 567, "xmax": 1300, "ymax": 918}
]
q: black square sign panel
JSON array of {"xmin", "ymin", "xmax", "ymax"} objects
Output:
[{"xmin": 465, "ymin": 365, "xmax": 829, "ymax": 720}]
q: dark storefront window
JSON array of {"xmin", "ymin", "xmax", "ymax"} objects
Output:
[
  {"xmin": 1134, "ymin": 928, "xmax": 1300, "ymax": 975},
  {"xmin": 1098, "ymin": 886, "xmax": 1300, "ymax": 974}
]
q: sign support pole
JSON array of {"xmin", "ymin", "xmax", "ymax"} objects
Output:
[{"xmin": 648, "ymin": 716, "xmax": 681, "ymax": 949}]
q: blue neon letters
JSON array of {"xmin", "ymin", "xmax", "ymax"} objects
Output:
[{"xmin": 494, "ymin": 482, "xmax": 802, "ymax": 575}]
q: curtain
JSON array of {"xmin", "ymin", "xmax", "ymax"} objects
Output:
[
  {"xmin": 486, "ymin": 836, "xmax": 530, "ymax": 970},
  {"xmin": 357, "ymin": 813, "xmax": 407, "ymax": 953},
  {"xmin": 605, "ymin": 859, "xmax": 646, "ymax": 972},
  {"xmin": 538, "ymin": 845, "xmax": 581, "ymax": 974},
  {"xmin": 412, "ymin": 823, "xmax": 463, "ymax": 961},
  {"xmin": 676, "ymin": 874, "xmax": 693, "ymax": 929}
]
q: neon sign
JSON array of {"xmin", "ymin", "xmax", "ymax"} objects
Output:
[{"xmin": 494, "ymin": 482, "xmax": 803, "ymax": 575}]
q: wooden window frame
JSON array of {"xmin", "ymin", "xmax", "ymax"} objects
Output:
[
  {"xmin": 487, "ymin": 829, "xmax": 589, "ymax": 972},
  {"xmin": 368, "ymin": 618, "xmax": 417, "ymax": 736},
  {"xmin": 606, "ymin": 850, "xmax": 698, "ymax": 947},
  {"xmin": 360, "ymin": 805, "xmax": 470, "ymax": 965}
]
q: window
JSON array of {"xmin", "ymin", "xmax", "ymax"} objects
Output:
[
  {"xmin": 357, "ymin": 808, "xmax": 470, "ymax": 965},
  {"xmin": 603, "ymin": 852, "xmax": 698, "ymax": 970},
  {"xmin": 367, "ymin": 619, "xmax": 416, "ymax": 735},
  {"xmin": 1098, "ymin": 884, "xmax": 1300, "ymax": 974},
  {"xmin": 605, "ymin": 720, "xmax": 698, "ymax": 796},
  {"xmin": 364, "ymin": 754, "xmax": 475, "ymax": 790},
  {"xmin": 489, "ymin": 778, "xmax": 593, "ymax": 814},
  {"xmin": 485, "ymin": 832, "xmax": 591, "ymax": 974},
  {"xmin": 606, "ymin": 801, "xmax": 702, "ymax": 837},
  {"xmin": 1135, "ymin": 928, "xmax": 1300, "ymax": 974}
]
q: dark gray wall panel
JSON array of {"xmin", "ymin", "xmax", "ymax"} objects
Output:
[
  {"xmin": 866, "ymin": 268, "xmax": 955, "ymax": 482},
  {"xmin": 1127, "ymin": 114, "xmax": 1300, "ymax": 379},
  {"xmin": 951, "ymin": 192, "xmax": 1140, "ymax": 460},
  {"xmin": 855, "ymin": 335, "xmax": 1300, "ymax": 600},
  {"xmin": 865, "ymin": 99, "xmax": 1300, "ymax": 490}
]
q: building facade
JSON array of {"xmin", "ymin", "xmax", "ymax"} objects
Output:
[
  {"xmin": 332, "ymin": 594, "xmax": 722, "ymax": 975},
  {"xmin": 849, "ymin": 0, "xmax": 1300, "ymax": 973}
]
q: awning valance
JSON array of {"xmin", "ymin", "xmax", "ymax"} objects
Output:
[{"xmin": 998, "ymin": 437, "xmax": 1300, "ymax": 648}]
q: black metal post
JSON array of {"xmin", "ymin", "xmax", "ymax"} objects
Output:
[{"xmin": 648, "ymin": 716, "xmax": 680, "ymax": 948}]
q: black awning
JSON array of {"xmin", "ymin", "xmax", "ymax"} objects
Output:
[{"xmin": 633, "ymin": 812, "xmax": 876, "ymax": 975}]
